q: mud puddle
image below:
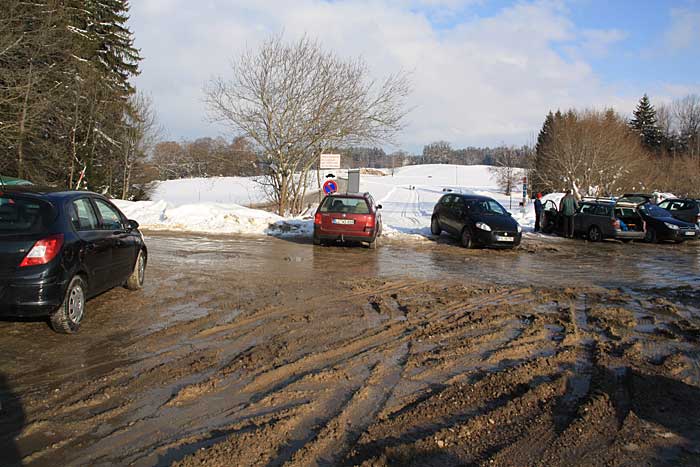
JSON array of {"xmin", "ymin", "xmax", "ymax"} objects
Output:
[{"xmin": 0, "ymin": 233, "xmax": 699, "ymax": 466}]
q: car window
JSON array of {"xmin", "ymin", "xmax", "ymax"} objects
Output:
[
  {"xmin": 593, "ymin": 205, "xmax": 611, "ymax": 216},
  {"xmin": 93, "ymin": 199, "xmax": 124, "ymax": 230},
  {"xmin": 476, "ymin": 199, "xmax": 507, "ymax": 215},
  {"xmin": 0, "ymin": 195, "xmax": 54, "ymax": 235},
  {"xmin": 320, "ymin": 196, "xmax": 370, "ymax": 214},
  {"xmin": 579, "ymin": 204, "xmax": 594, "ymax": 214},
  {"xmin": 658, "ymin": 200, "xmax": 670, "ymax": 210},
  {"xmin": 71, "ymin": 198, "xmax": 99, "ymax": 231}
]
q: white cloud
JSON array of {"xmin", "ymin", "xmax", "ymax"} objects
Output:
[
  {"xmin": 127, "ymin": 0, "xmax": 653, "ymax": 149},
  {"xmin": 664, "ymin": 7, "xmax": 700, "ymax": 51}
]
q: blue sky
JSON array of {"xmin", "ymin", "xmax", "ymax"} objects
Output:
[{"xmin": 129, "ymin": 0, "xmax": 700, "ymax": 150}]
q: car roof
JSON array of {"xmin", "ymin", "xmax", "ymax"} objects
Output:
[
  {"xmin": 1, "ymin": 186, "xmax": 102, "ymax": 201},
  {"xmin": 449, "ymin": 194, "xmax": 496, "ymax": 202},
  {"xmin": 328, "ymin": 192, "xmax": 371, "ymax": 199}
]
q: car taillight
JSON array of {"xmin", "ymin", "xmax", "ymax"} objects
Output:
[
  {"xmin": 364, "ymin": 215, "xmax": 375, "ymax": 231},
  {"xmin": 314, "ymin": 213, "xmax": 322, "ymax": 225},
  {"xmin": 19, "ymin": 234, "xmax": 64, "ymax": 267}
]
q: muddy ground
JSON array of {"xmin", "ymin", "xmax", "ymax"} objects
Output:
[{"xmin": 1, "ymin": 233, "xmax": 699, "ymax": 467}]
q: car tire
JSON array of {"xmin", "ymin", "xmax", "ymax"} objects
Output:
[
  {"xmin": 313, "ymin": 232, "xmax": 321, "ymax": 246},
  {"xmin": 50, "ymin": 276, "xmax": 86, "ymax": 334},
  {"xmin": 368, "ymin": 237, "xmax": 379, "ymax": 250},
  {"xmin": 588, "ymin": 225, "xmax": 602, "ymax": 242},
  {"xmin": 431, "ymin": 217, "xmax": 441, "ymax": 236},
  {"xmin": 645, "ymin": 228, "xmax": 657, "ymax": 244},
  {"xmin": 125, "ymin": 250, "xmax": 146, "ymax": 290},
  {"xmin": 460, "ymin": 228, "xmax": 473, "ymax": 249}
]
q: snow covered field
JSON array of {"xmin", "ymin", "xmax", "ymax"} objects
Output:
[{"xmin": 116, "ymin": 164, "xmax": 540, "ymax": 239}]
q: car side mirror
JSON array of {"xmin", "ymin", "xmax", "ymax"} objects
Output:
[
  {"xmin": 376, "ymin": 204, "xmax": 382, "ymax": 210},
  {"xmin": 127, "ymin": 219, "xmax": 139, "ymax": 231}
]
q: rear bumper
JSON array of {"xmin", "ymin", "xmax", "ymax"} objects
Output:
[
  {"xmin": 473, "ymin": 230, "xmax": 522, "ymax": 248},
  {"xmin": 0, "ymin": 276, "xmax": 66, "ymax": 317},
  {"xmin": 314, "ymin": 226, "xmax": 377, "ymax": 244}
]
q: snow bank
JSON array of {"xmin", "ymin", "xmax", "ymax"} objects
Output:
[
  {"xmin": 151, "ymin": 177, "xmax": 268, "ymax": 207},
  {"xmin": 113, "ymin": 200, "xmax": 310, "ymax": 236}
]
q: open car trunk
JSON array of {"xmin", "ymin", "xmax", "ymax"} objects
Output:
[{"xmin": 614, "ymin": 203, "xmax": 644, "ymax": 232}]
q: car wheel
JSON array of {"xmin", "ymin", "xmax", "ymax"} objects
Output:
[
  {"xmin": 313, "ymin": 232, "xmax": 321, "ymax": 246},
  {"xmin": 588, "ymin": 225, "xmax": 602, "ymax": 242},
  {"xmin": 369, "ymin": 237, "xmax": 379, "ymax": 250},
  {"xmin": 50, "ymin": 276, "xmax": 86, "ymax": 334},
  {"xmin": 430, "ymin": 217, "xmax": 441, "ymax": 236},
  {"xmin": 460, "ymin": 228, "xmax": 473, "ymax": 249},
  {"xmin": 125, "ymin": 250, "xmax": 146, "ymax": 290},
  {"xmin": 644, "ymin": 228, "xmax": 657, "ymax": 243}
]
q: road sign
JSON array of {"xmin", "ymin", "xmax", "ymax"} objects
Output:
[
  {"xmin": 323, "ymin": 179, "xmax": 338, "ymax": 195},
  {"xmin": 320, "ymin": 154, "xmax": 341, "ymax": 169}
]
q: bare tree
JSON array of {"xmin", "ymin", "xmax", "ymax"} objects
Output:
[
  {"xmin": 535, "ymin": 109, "xmax": 645, "ymax": 197},
  {"xmin": 673, "ymin": 94, "xmax": 700, "ymax": 157},
  {"xmin": 204, "ymin": 35, "xmax": 411, "ymax": 215},
  {"xmin": 489, "ymin": 147, "xmax": 521, "ymax": 195},
  {"xmin": 119, "ymin": 92, "xmax": 160, "ymax": 199}
]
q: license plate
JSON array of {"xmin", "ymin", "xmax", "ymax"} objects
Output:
[
  {"xmin": 495, "ymin": 235, "xmax": 514, "ymax": 242},
  {"xmin": 333, "ymin": 219, "xmax": 355, "ymax": 225},
  {"xmin": 684, "ymin": 231, "xmax": 696, "ymax": 236}
]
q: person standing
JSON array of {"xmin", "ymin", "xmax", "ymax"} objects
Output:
[
  {"xmin": 559, "ymin": 190, "xmax": 578, "ymax": 238},
  {"xmin": 534, "ymin": 193, "xmax": 543, "ymax": 232}
]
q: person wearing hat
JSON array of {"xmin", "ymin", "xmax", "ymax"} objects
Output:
[{"xmin": 534, "ymin": 192, "xmax": 543, "ymax": 232}]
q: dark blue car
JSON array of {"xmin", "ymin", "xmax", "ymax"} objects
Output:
[{"xmin": 0, "ymin": 187, "xmax": 147, "ymax": 333}]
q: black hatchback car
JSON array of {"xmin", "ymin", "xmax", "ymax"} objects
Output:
[
  {"xmin": 431, "ymin": 194, "xmax": 522, "ymax": 248},
  {"xmin": 0, "ymin": 188, "xmax": 147, "ymax": 333}
]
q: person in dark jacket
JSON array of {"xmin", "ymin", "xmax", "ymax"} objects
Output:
[
  {"xmin": 534, "ymin": 193, "xmax": 543, "ymax": 232},
  {"xmin": 559, "ymin": 190, "xmax": 578, "ymax": 238}
]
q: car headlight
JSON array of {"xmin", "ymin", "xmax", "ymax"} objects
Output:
[
  {"xmin": 517, "ymin": 224, "xmax": 522, "ymax": 233},
  {"xmin": 476, "ymin": 222, "xmax": 491, "ymax": 231},
  {"xmin": 664, "ymin": 222, "xmax": 679, "ymax": 230}
]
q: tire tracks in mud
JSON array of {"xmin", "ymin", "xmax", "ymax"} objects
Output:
[{"xmin": 8, "ymin": 275, "xmax": 700, "ymax": 467}]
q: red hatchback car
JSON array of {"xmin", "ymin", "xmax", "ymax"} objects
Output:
[{"xmin": 313, "ymin": 193, "xmax": 383, "ymax": 248}]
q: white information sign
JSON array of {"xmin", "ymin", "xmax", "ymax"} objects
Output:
[{"xmin": 319, "ymin": 153, "xmax": 341, "ymax": 169}]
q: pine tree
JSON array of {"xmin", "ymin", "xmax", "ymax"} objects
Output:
[{"xmin": 629, "ymin": 94, "xmax": 663, "ymax": 151}]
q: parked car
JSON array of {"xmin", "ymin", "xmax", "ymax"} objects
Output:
[
  {"xmin": 657, "ymin": 198, "xmax": 700, "ymax": 226},
  {"xmin": 0, "ymin": 187, "xmax": 147, "ymax": 333},
  {"xmin": 431, "ymin": 194, "xmax": 522, "ymax": 248},
  {"xmin": 638, "ymin": 202, "xmax": 698, "ymax": 243},
  {"xmin": 574, "ymin": 198, "xmax": 646, "ymax": 242},
  {"xmin": 313, "ymin": 192, "xmax": 382, "ymax": 248}
]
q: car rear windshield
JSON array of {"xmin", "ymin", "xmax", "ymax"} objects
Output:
[
  {"xmin": 0, "ymin": 195, "xmax": 54, "ymax": 235},
  {"xmin": 320, "ymin": 197, "xmax": 370, "ymax": 214}
]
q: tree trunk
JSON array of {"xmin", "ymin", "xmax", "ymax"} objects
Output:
[{"xmin": 17, "ymin": 62, "xmax": 33, "ymax": 179}]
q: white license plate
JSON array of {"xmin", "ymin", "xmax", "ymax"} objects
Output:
[
  {"xmin": 333, "ymin": 219, "xmax": 355, "ymax": 225},
  {"xmin": 684, "ymin": 231, "xmax": 696, "ymax": 236},
  {"xmin": 495, "ymin": 235, "xmax": 515, "ymax": 242}
]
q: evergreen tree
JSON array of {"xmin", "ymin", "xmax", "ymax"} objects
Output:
[{"xmin": 629, "ymin": 94, "xmax": 663, "ymax": 151}]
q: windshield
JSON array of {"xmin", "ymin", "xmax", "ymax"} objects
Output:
[
  {"xmin": 475, "ymin": 199, "xmax": 507, "ymax": 215},
  {"xmin": 320, "ymin": 196, "xmax": 370, "ymax": 214},
  {"xmin": 639, "ymin": 203, "xmax": 672, "ymax": 218},
  {"xmin": 0, "ymin": 195, "xmax": 54, "ymax": 234}
]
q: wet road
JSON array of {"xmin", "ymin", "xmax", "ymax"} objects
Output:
[{"xmin": 0, "ymin": 233, "xmax": 699, "ymax": 466}]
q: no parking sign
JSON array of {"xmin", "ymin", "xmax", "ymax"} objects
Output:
[{"xmin": 323, "ymin": 179, "xmax": 338, "ymax": 195}]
